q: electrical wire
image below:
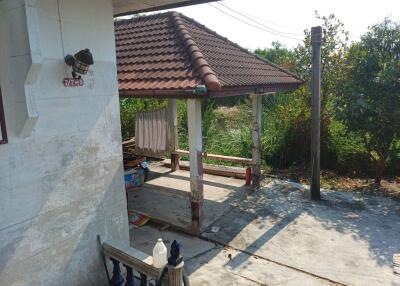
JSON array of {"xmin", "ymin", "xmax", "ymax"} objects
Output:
[
  {"xmin": 208, "ymin": 3, "xmax": 303, "ymax": 41},
  {"xmin": 239, "ymin": 9, "xmax": 301, "ymax": 31},
  {"xmin": 216, "ymin": 2, "xmax": 304, "ymax": 36}
]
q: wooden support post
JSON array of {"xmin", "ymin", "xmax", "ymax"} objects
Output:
[
  {"xmin": 245, "ymin": 167, "xmax": 252, "ymax": 186},
  {"xmin": 310, "ymin": 26, "xmax": 322, "ymax": 200},
  {"xmin": 251, "ymin": 94, "xmax": 262, "ymax": 187},
  {"xmin": 168, "ymin": 98, "xmax": 179, "ymax": 171},
  {"xmin": 187, "ymin": 98, "xmax": 204, "ymax": 233}
]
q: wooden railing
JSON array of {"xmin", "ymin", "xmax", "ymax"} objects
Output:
[
  {"xmin": 99, "ymin": 236, "xmax": 188, "ymax": 286},
  {"xmin": 175, "ymin": 149, "xmax": 253, "ymax": 165}
]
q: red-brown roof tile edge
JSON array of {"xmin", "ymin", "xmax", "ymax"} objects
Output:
[
  {"xmin": 170, "ymin": 12, "xmax": 222, "ymax": 92},
  {"xmin": 178, "ymin": 13, "xmax": 305, "ymax": 84}
]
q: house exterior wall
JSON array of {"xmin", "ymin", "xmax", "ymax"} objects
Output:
[{"xmin": 0, "ymin": 0, "xmax": 129, "ymax": 285}]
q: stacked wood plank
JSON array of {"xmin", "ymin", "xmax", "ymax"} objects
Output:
[
  {"xmin": 122, "ymin": 137, "xmax": 145, "ymax": 168},
  {"xmin": 122, "ymin": 137, "xmax": 135, "ymax": 156}
]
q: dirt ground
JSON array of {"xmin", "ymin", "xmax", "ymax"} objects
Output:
[{"xmin": 266, "ymin": 167, "xmax": 400, "ymax": 199}]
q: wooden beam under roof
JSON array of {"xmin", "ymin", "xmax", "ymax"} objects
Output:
[{"xmin": 113, "ymin": 0, "xmax": 218, "ymax": 16}]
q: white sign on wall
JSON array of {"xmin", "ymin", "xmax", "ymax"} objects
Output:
[{"xmin": 63, "ymin": 78, "xmax": 84, "ymax": 87}]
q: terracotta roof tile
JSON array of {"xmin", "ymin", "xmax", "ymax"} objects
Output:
[{"xmin": 115, "ymin": 12, "xmax": 303, "ymax": 97}]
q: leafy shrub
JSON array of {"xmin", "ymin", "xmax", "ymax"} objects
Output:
[{"xmin": 326, "ymin": 120, "xmax": 372, "ymax": 176}]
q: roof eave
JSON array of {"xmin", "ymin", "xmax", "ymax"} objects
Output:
[
  {"xmin": 118, "ymin": 82, "xmax": 303, "ymax": 99},
  {"xmin": 119, "ymin": 89, "xmax": 209, "ymax": 99}
]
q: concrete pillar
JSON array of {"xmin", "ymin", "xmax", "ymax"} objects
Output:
[
  {"xmin": 187, "ymin": 98, "xmax": 203, "ymax": 232},
  {"xmin": 251, "ymin": 94, "xmax": 262, "ymax": 187}
]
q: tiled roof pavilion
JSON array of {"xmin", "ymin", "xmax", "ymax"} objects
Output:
[{"xmin": 115, "ymin": 12, "xmax": 303, "ymax": 98}]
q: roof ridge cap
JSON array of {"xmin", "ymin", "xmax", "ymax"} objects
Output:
[
  {"xmin": 170, "ymin": 12, "xmax": 221, "ymax": 91},
  {"xmin": 178, "ymin": 13, "xmax": 304, "ymax": 83}
]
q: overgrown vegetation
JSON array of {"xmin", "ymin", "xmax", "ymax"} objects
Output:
[
  {"xmin": 336, "ymin": 18, "xmax": 400, "ymax": 184},
  {"xmin": 119, "ymin": 13, "xmax": 400, "ymax": 186}
]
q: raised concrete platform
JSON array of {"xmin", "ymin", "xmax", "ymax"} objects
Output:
[{"xmin": 127, "ymin": 163, "xmax": 252, "ymax": 232}]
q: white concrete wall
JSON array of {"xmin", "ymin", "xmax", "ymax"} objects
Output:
[{"xmin": 0, "ymin": 0, "xmax": 129, "ymax": 285}]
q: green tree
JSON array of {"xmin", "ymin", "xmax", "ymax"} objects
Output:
[
  {"xmin": 255, "ymin": 41, "xmax": 296, "ymax": 71},
  {"xmin": 293, "ymin": 12, "xmax": 350, "ymax": 168},
  {"xmin": 337, "ymin": 18, "xmax": 400, "ymax": 184},
  {"xmin": 295, "ymin": 12, "xmax": 349, "ymax": 114},
  {"xmin": 255, "ymin": 13, "xmax": 351, "ymax": 169}
]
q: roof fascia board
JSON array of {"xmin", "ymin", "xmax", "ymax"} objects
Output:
[
  {"xmin": 118, "ymin": 83, "xmax": 302, "ymax": 99},
  {"xmin": 208, "ymin": 84, "xmax": 302, "ymax": 98}
]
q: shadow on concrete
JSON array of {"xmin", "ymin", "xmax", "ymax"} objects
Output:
[
  {"xmin": 197, "ymin": 180, "xmax": 400, "ymax": 285},
  {"xmin": 128, "ymin": 164, "xmax": 400, "ymax": 285}
]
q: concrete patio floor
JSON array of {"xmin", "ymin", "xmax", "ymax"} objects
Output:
[
  {"xmin": 130, "ymin": 179, "xmax": 400, "ymax": 286},
  {"xmin": 127, "ymin": 164, "xmax": 252, "ymax": 231}
]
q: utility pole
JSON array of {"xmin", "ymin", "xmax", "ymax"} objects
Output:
[{"xmin": 310, "ymin": 26, "xmax": 322, "ymax": 200}]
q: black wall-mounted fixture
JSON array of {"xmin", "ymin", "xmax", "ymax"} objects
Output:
[{"xmin": 65, "ymin": 49, "xmax": 94, "ymax": 79}]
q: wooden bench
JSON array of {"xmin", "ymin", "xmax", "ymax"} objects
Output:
[{"xmin": 167, "ymin": 150, "xmax": 252, "ymax": 184}]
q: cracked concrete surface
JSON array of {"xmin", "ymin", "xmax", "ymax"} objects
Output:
[
  {"xmin": 130, "ymin": 180, "xmax": 400, "ymax": 285},
  {"xmin": 131, "ymin": 225, "xmax": 337, "ymax": 285}
]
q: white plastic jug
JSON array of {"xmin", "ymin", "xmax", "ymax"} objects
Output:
[{"xmin": 152, "ymin": 238, "xmax": 167, "ymax": 268}]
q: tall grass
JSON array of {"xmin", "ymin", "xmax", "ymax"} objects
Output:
[{"xmin": 120, "ymin": 96, "xmax": 398, "ymax": 176}]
